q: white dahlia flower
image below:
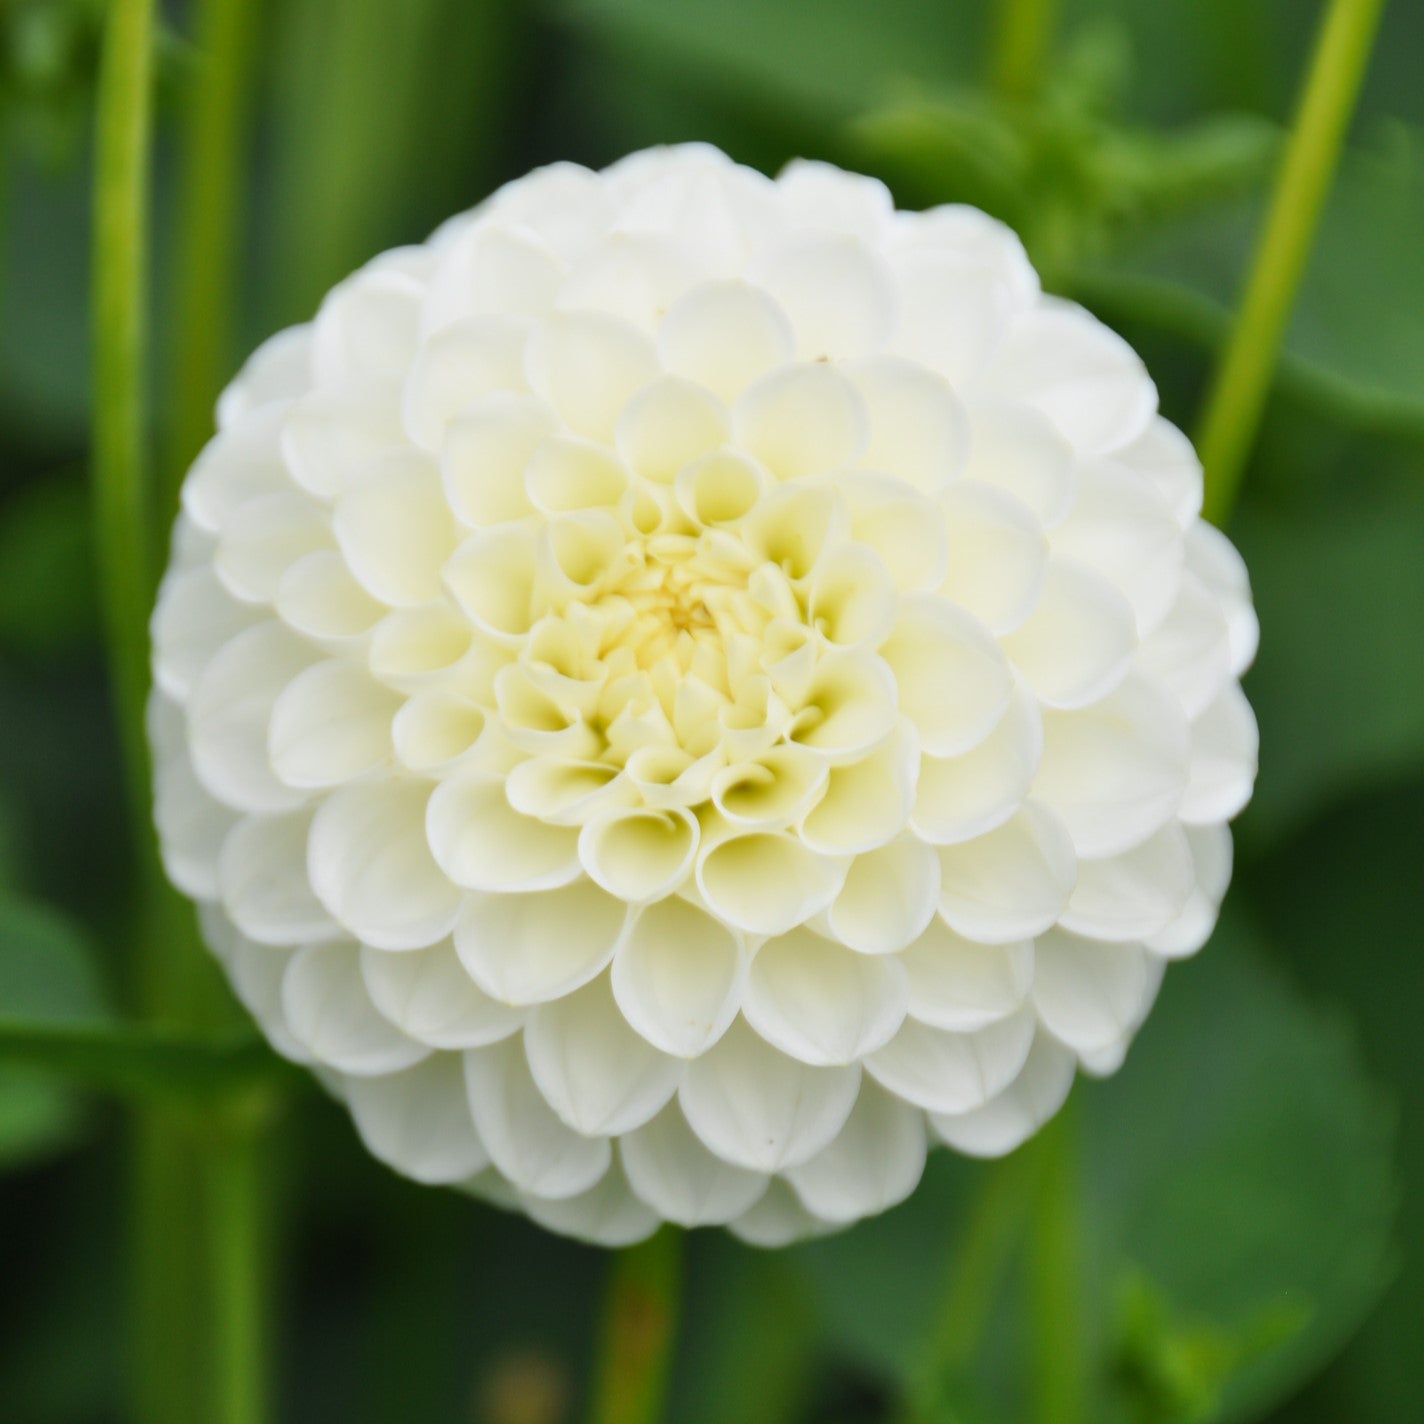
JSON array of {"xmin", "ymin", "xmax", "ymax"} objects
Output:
[{"xmin": 149, "ymin": 144, "xmax": 1258, "ymax": 1246}]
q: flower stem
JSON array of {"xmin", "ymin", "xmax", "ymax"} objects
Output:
[
  {"xmin": 896, "ymin": 1152, "xmax": 1040, "ymax": 1423},
  {"xmin": 989, "ymin": 0, "xmax": 1060, "ymax": 100},
  {"xmin": 162, "ymin": 0, "xmax": 260, "ymax": 519},
  {"xmin": 587, "ymin": 1229, "xmax": 683, "ymax": 1424},
  {"xmin": 1027, "ymin": 1108, "xmax": 1084, "ymax": 1424},
  {"xmin": 1196, "ymin": 0, "xmax": 1388, "ymax": 524},
  {"xmin": 92, "ymin": 0, "xmax": 156, "ymax": 830}
]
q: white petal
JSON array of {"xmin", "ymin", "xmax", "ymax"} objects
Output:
[
  {"xmin": 311, "ymin": 266, "xmax": 422, "ymax": 384},
  {"xmin": 526, "ymin": 434, "xmax": 628, "ymax": 515},
  {"xmin": 937, "ymin": 801, "xmax": 1077, "ymax": 943},
  {"xmin": 214, "ymin": 491, "xmax": 332, "ymax": 606},
  {"xmin": 220, "ymin": 935, "xmax": 310, "ymax": 1063},
  {"xmin": 1181, "ymin": 684, "xmax": 1258, "ymax": 825},
  {"xmin": 152, "ymin": 706, "xmax": 237, "ymax": 900},
  {"xmin": 728, "ymin": 1178, "xmax": 835, "ymax": 1248},
  {"xmin": 578, "ymin": 807, "xmax": 699, "ymax": 903},
  {"xmin": 1060, "ymin": 824, "xmax": 1195, "ymax": 942},
  {"xmin": 864, "ymin": 1007, "xmax": 1035, "ymax": 1114},
  {"xmin": 900, "ymin": 922, "xmax": 1034, "ymax": 1031},
  {"xmin": 218, "ymin": 325, "xmax": 312, "ymax": 428},
  {"xmin": 1135, "ymin": 572, "xmax": 1233, "ymax": 719},
  {"xmin": 308, "ymin": 781, "xmax": 462, "ymax": 951},
  {"xmin": 930, "ymin": 1032, "xmax": 1075, "ymax": 1157},
  {"xmin": 274, "ymin": 550, "xmax": 385, "ymax": 648},
  {"xmin": 183, "ymin": 407, "xmax": 294, "ymax": 533},
  {"xmin": 960, "ymin": 399, "xmax": 1076, "ymax": 527},
  {"xmin": 152, "ymin": 565, "xmax": 262, "ymax": 700},
  {"xmin": 267, "ymin": 660, "xmax": 400, "ymax": 788},
  {"xmin": 889, "ymin": 247, "xmax": 1019, "ymax": 384},
  {"xmin": 281, "ymin": 380, "xmax": 404, "ymax": 499},
  {"xmin": 980, "ymin": 299, "xmax": 1156, "ymax": 456},
  {"xmin": 403, "ymin": 315, "xmax": 531, "ymax": 449},
  {"xmin": 879, "ymin": 596, "xmax": 1012, "ymax": 756},
  {"xmin": 439, "ymin": 393, "xmax": 549, "ymax": 527},
  {"xmin": 463, "ymin": 1038, "xmax": 611, "ymax": 1198},
  {"xmin": 333, "ymin": 451, "xmax": 457, "ymax": 607},
  {"xmin": 786, "ymin": 1081, "xmax": 926, "ymax": 1223},
  {"xmin": 1033, "ymin": 674, "xmax": 1189, "ymax": 857},
  {"xmin": 656, "ymin": 279, "xmax": 795, "ymax": 405},
  {"xmin": 744, "ymin": 928, "xmax": 907, "ymax": 1064},
  {"xmin": 281, "ymin": 942, "xmax": 430, "ymax": 1074},
  {"xmin": 1031, "ymin": 929, "xmax": 1154, "ymax": 1057},
  {"xmin": 1116, "ymin": 415, "xmax": 1203, "ymax": 527},
  {"xmin": 844, "ymin": 356, "xmax": 969, "ymax": 492},
  {"xmin": 391, "ymin": 690, "xmax": 489, "ymax": 775},
  {"xmin": 219, "ymin": 811, "xmax": 339, "ymax": 946},
  {"xmin": 187, "ymin": 621, "xmax": 314, "ymax": 813},
  {"xmin": 423, "ymin": 223, "xmax": 563, "ymax": 330},
  {"xmin": 1148, "ymin": 823, "xmax": 1233, "ymax": 959},
  {"xmin": 454, "ymin": 880, "xmax": 629, "ymax": 1006},
  {"xmin": 679, "ymin": 1020, "xmax": 861, "ymax": 1172},
  {"xmin": 524, "ymin": 976, "xmax": 682, "ymax": 1135},
  {"xmin": 826, "ymin": 835, "xmax": 940, "ymax": 956},
  {"xmin": 359, "ymin": 940, "xmax": 522, "ymax": 1048},
  {"xmin": 733, "ymin": 363, "xmax": 868, "ymax": 480},
  {"xmin": 799, "ymin": 722, "xmax": 918, "ymax": 855},
  {"xmin": 345, "ymin": 1055, "xmax": 490, "ymax": 1184},
  {"xmin": 615, "ymin": 376, "xmax": 728, "ymax": 485},
  {"xmin": 777, "ymin": 158, "xmax": 893, "ymax": 240},
  {"xmin": 750, "ymin": 233, "xmax": 895, "ymax": 361},
  {"xmin": 788, "ymin": 648, "xmax": 899, "ymax": 761},
  {"xmin": 912, "ymin": 685, "xmax": 1042, "ymax": 846},
  {"xmin": 697, "ymin": 832, "xmax": 845, "ymax": 937},
  {"xmin": 938, "ymin": 482, "xmax": 1047, "ymax": 634},
  {"xmin": 558, "ymin": 231, "xmax": 699, "ymax": 332},
  {"xmin": 442, "ymin": 524, "xmax": 541, "ymax": 641},
  {"xmin": 427, "ymin": 772, "xmax": 582, "ymax": 892},
  {"xmin": 711, "ymin": 745, "xmax": 828, "ymax": 829},
  {"xmin": 612, "ymin": 897, "xmax": 745, "ymax": 1058},
  {"xmin": 827, "ymin": 472, "xmax": 947, "ymax": 592},
  {"xmin": 521, "ymin": 1161, "xmax": 659, "ymax": 1248},
  {"xmin": 621, "ymin": 1103, "xmax": 769, "ymax": 1227},
  {"xmin": 525, "ymin": 310, "xmax": 659, "ymax": 442},
  {"xmin": 1002, "ymin": 558, "xmax": 1136, "ymax": 710},
  {"xmin": 1050, "ymin": 461, "xmax": 1183, "ymax": 634},
  {"xmin": 1185, "ymin": 522, "xmax": 1258, "ymax": 675}
]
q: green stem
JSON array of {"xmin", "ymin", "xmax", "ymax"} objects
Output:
[
  {"xmin": 205, "ymin": 1119, "xmax": 272, "ymax": 1424},
  {"xmin": 1027, "ymin": 1109, "xmax": 1084, "ymax": 1424},
  {"xmin": 587, "ymin": 1229, "xmax": 683, "ymax": 1424},
  {"xmin": 163, "ymin": 0, "xmax": 261, "ymax": 518},
  {"xmin": 897, "ymin": 1152, "xmax": 1040, "ymax": 1423},
  {"xmin": 1196, "ymin": 0, "xmax": 1389, "ymax": 524},
  {"xmin": 989, "ymin": 0, "xmax": 1060, "ymax": 100},
  {"xmin": 92, "ymin": 0, "xmax": 156, "ymax": 831}
]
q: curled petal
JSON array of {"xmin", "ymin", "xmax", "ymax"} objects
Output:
[
  {"xmin": 268, "ymin": 660, "xmax": 401, "ymax": 789},
  {"xmin": 526, "ymin": 310, "xmax": 659, "ymax": 442},
  {"xmin": 403, "ymin": 315, "xmax": 531, "ymax": 449},
  {"xmin": 440, "ymin": 394, "xmax": 548, "ymax": 527},
  {"xmin": 1031, "ymin": 929, "xmax": 1157, "ymax": 1058},
  {"xmin": 615, "ymin": 376, "xmax": 728, "ymax": 484},
  {"xmin": 826, "ymin": 835, "xmax": 940, "ymax": 956},
  {"xmin": 656, "ymin": 279, "xmax": 795, "ymax": 405},
  {"xmin": 281, "ymin": 381, "xmax": 404, "ymax": 499},
  {"xmin": 900, "ymin": 922, "xmax": 1034, "ymax": 1032},
  {"xmin": 520, "ymin": 1161, "xmax": 659, "ymax": 1248},
  {"xmin": 359, "ymin": 940, "xmax": 522, "ymax": 1049},
  {"xmin": 799, "ymin": 722, "xmax": 918, "ymax": 855},
  {"xmin": 1181, "ymin": 684, "xmax": 1258, "ymax": 825},
  {"xmin": 219, "ymin": 811, "xmax": 340, "ymax": 947},
  {"xmin": 1060, "ymin": 824, "xmax": 1195, "ymax": 942},
  {"xmin": 733, "ymin": 363, "xmax": 869, "ymax": 480},
  {"xmin": 1148, "ymin": 823, "xmax": 1233, "ymax": 959},
  {"xmin": 865, "ymin": 1007, "xmax": 1035, "ymax": 1115},
  {"xmin": 578, "ymin": 806, "xmax": 699, "ymax": 903},
  {"xmin": 938, "ymin": 482, "xmax": 1047, "ymax": 635},
  {"xmin": 697, "ymin": 831, "xmax": 846, "ymax": 937},
  {"xmin": 845, "ymin": 356, "xmax": 969, "ymax": 493},
  {"xmin": 930, "ymin": 1032, "xmax": 1075, "ymax": 1157}
]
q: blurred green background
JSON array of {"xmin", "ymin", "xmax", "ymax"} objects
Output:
[{"xmin": 1, "ymin": 1, "xmax": 1422, "ymax": 1421}]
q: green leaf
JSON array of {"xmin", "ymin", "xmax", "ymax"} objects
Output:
[
  {"xmin": 1232, "ymin": 498, "xmax": 1424, "ymax": 844},
  {"xmin": 0, "ymin": 889, "xmax": 111, "ymax": 1168}
]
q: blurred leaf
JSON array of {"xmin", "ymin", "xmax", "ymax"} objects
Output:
[
  {"xmin": 1069, "ymin": 124, "xmax": 1424, "ymax": 440},
  {"xmin": 1233, "ymin": 497, "xmax": 1424, "ymax": 844},
  {"xmin": 0, "ymin": 889, "xmax": 109, "ymax": 1169},
  {"xmin": 775, "ymin": 909, "xmax": 1395, "ymax": 1423},
  {"xmin": 0, "ymin": 472, "xmax": 97, "ymax": 654}
]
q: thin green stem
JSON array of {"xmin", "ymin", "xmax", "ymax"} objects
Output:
[
  {"xmin": 163, "ymin": 0, "xmax": 261, "ymax": 518},
  {"xmin": 1027, "ymin": 1108, "xmax": 1084, "ymax": 1424},
  {"xmin": 1196, "ymin": 0, "xmax": 1389, "ymax": 524},
  {"xmin": 896, "ymin": 1152, "xmax": 1040, "ymax": 1424},
  {"xmin": 205, "ymin": 1119, "xmax": 272, "ymax": 1424},
  {"xmin": 989, "ymin": 0, "xmax": 1060, "ymax": 100},
  {"xmin": 587, "ymin": 1229, "xmax": 683, "ymax": 1424},
  {"xmin": 92, "ymin": 0, "xmax": 156, "ymax": 831}
]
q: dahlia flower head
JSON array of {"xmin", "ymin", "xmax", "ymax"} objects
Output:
[{"xmin": 150, "ymin": 144, "xmax": 1258, "ymax": 1247}]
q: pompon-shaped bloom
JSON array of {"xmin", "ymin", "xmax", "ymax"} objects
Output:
[{"xmin": 150, "ymin": 144, "xmax": 1258, "ymax": 1246}]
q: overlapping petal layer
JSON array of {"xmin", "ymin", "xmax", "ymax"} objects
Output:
[{"xmin": 151, "ymin": 144, "xmax": 1257, "ymax": 1245}]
